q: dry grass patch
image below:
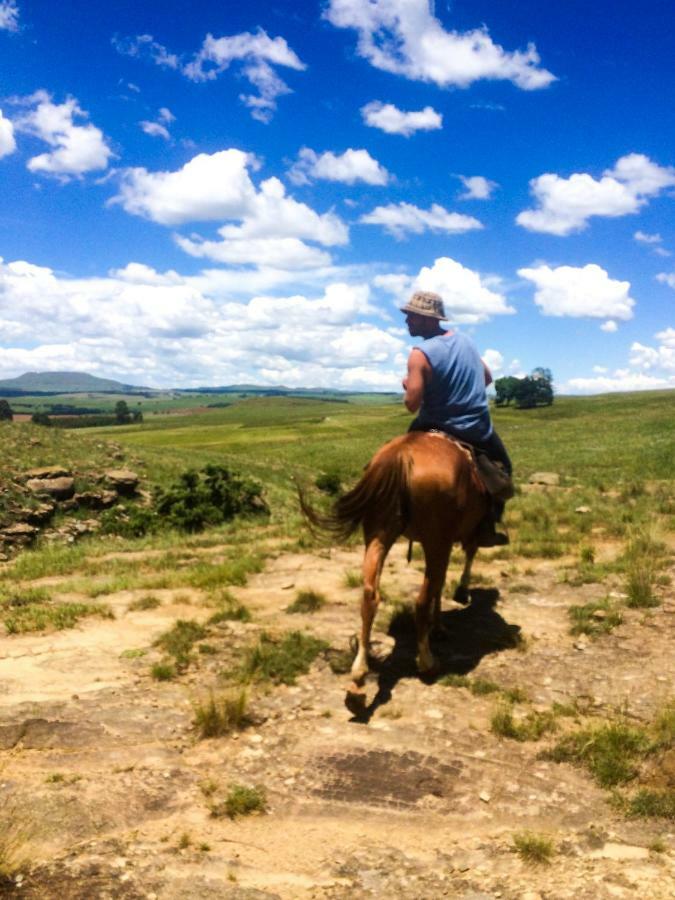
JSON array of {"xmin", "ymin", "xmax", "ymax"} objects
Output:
[
  {"xmin": 512, "ymin": 831, "xmax": 555, "ymax": 865},
  {"xmin": 286, "ymin": 589, "xmax": 326, "ymax": 614},
  {"xmin": 193, "ymin": 689, "xmax": 249, "ymax": 739}
]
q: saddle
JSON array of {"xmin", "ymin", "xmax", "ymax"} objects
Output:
[{"xmin": 427, "ymin": 430, "xmax": 515, "ymax": 502}]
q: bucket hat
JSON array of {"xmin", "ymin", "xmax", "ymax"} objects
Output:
[{"xmin": 400, "ymin": 290, "xmax": 447, "ymax": 320}]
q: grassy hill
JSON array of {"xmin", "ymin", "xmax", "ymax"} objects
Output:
[{"xmin": 0, "ymin": 371, "xmax": 147, "ymax": 395}]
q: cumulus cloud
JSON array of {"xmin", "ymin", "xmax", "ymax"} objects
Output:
[
  {"xmin": 13, "ymin": 91, "xmax": 112, "ymax": 179},
  {"xmin": 516, "ymin": 154, "xmax": 675, "ymax": 235},
  {"xmin": 360, "ymin": 202, "xmax": 482, "ymax": 238},
  {"xmin": 0, "ymin": 108, "xmax": 16, "ymax": 157},
  {"xmin": 482, "ymin": 349, "xmax": 503, "ymax": 375},
  {"xmin": 564, "ymin": 372, "xmax": 674, "ymax": 393},
  {"xmin": 380, "ymin": 256, "xmax": 516, "ymax": 324},
  {"xmin": 140, "ymin": 107, "xmax": 175, "ymax": 140},
  {"xmin": 288, "ymin": 147, "xmax": 389, "ymax": 186},
  {"xmin": 518, "ymin": 263, "xmax": 635, "ymax": 320},
  {"xmin": 112, "ymin": 150, "xmax": 349, "ymax": 270},
  {"xmin": 458, "ymin": 175, "xmax": 497, "ymax": 200},
  {"xmin": 361, "ymin": 101, "xmax": 442, "ymax": 136},
  {"xmin": 324, "ymin": 0, "xmax": 555, "ymax": 90},
  {"xmin": 0, "ymin": 257, "xmax": 403, "ymax": 389},
  {"xmin": 117, "ymin": 29, "xmax": 305, "ymax": 122},
  {"xmin": 600, "ymin": 320, "xmax": 618, "ymax": 333},
  {"xmin": 0, "ymin": 0, "xmax": 19, "ymax": 32}
]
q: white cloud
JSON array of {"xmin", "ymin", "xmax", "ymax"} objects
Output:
[
  {"xmin": 634, "ymin": 230, "xmax": 662, "ymax": 244},
  {"xmin": 112, "ymin": 34, "xmax": 179, "ymax": 70},
  {"xmin": 458, "ymin": 175, "xmax": 498, "ymax": 200},
  {"xmin": 482, "ymin": 349, "xmax": 503, "ymax": 375},
  {"xmin": 185, "ymin": 30, "xmax": 305, "ymax": 122},
  {"xmin": 324, "ymin": 0, "xmax": 555, "ymax": 90},
  {"xmin": 592, "ymin": 365, "xmax": 608, "ymax": 373},
  {"xmin": 516, "ymin": 154, "xmax": 675, "ymax": 235},
  {"xmin": 13, "ymin": 91, "xmax": 112, "ymax": 179},
  {"xmin": 600, "ymin": 320, "xmax": 618, "ymax": 332},
  {"xmin": 0, "ymin": 256, "xmax": 404, "ymax": 389},
  {"xmin": 288, "ymin": 147, "xmax": 389, "ymax": 186},
  {"xmin": 0, "ymin": 0, "xmax": 19, "ymax": 32},
  {"xmin": 656, "ymin": 327, "xmax": 675, "ymax": 347},
  {"xmin": 518, "ymin": 263, "xmax": 635, "ymax": 320},
  {"xmin": 361, "ymin": 101, "xmax": 442, "ymax": 136},
  {"xmin": 140, "ymin": 107, "xmax": 175, "ymax": 140},
  {"xmin": 413, "ymin": 256, "xmax": 515, "ymax": 324},
  {"xmin": 630, "ymin": 337, "xmax": 675, "ymax": 373},
  {"xmin": 564, "ymin": 372, "xmax": 674, "ymax": 394},
  {"xmin": 360, "ymin": 202, "xmax": 482, "ymax": 238},
  {"xmin": 657, "ymin": 272, "xmax": 675, "ymax": 290},
  {"xmin": 112, "ymin": 150, "xmax": 349, "ymax": 269},
  {"xmin": 0, "ymin": 108, "xmax": 16, "ymax": 157}
]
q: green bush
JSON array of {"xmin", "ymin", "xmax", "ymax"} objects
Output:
[
  {"xmin": 315, "ymin": 470, "xmax": 342, "ymax": 495},
  {"xmin": 156, "ymin": 465, "xmax": 268, "ymax": 533}
]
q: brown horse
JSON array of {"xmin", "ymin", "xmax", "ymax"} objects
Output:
[{"xmin": 301, "ymin": 430, "xmax": 490, "ymax": 714}]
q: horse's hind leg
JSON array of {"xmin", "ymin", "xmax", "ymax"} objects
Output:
[
  {"xmin": 350, "ymin": 533, "xmax": 392, "ymax": 686},
  {"xmin": 416, "ymin": 543, "xmax": 450, "ymax": 674}
]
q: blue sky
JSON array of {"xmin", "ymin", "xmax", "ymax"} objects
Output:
[{"xmin": 1, "ymin": 0, "xmax": 674, "ymax": 393}]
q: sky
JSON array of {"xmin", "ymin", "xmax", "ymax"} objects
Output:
[{"xmin": 1, "ymin": 0, "xmax": 674, "ymax": 394}]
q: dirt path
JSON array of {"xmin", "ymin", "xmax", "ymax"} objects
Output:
[{"xmin": 1, "ymin": 541, "xmax": 674, "ymax": 899}]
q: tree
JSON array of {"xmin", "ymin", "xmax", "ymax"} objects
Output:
[
  {"xmin": 513, "ymin": 368, "xmax": 554, "ymax": 408},
  {"xmin": 31, "ymin": 411, "xmax": 52, "ymax": 426},
  {"xmin": 0, "ymin": 399, "xmax": 13, "ymax": 421},
  {"xmin": 494, "ymin": 376, "xmax": 520, "ymax": 406},
  {"xmin": 115, "ymin": 400, "xmax": 131, "ymax": 424}
]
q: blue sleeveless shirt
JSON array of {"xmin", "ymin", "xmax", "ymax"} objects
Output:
[{"xmin": 411, "ymin": 331, "xmax": 493, "ymax": 443}]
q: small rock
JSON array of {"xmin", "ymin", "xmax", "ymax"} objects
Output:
[
  {"xmin": 589, "ymin": 842, "xmax": 649, "ymax": 861},
  {"xmin": 574, "ymin": 641, "xmax": 587, "ymax": 651},
  {"xmin": 528, "ymin": 471, "xmax": 560, "ymax": 486},
  {"xmin": 575, "ymin": 505, "xmax": 591, "ymax": 514},
  {"xmin": 479, "ymin": 791, "xmax": 491, "ymax": 803},
  {"xmin": 105, "ymin": 469, "xmax": 140, "ymax": 496},
  {"xmin": 592, "ymin": 609, "xmax": 607, "ymax": 620},
  {"xmin": 425, "ymin": 708, "xmax": 443, "ymax": 720}
]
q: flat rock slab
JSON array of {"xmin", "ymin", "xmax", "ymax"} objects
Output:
[
  {"xmin": 26, "ymin": 476, "xmax": 75, "ymax": 500},
  {"xmin": 25, "ymin": 466, "xmax": 72, "ymax": 479},
  {"xmin": 528, "ymin": 472, "xmax": 561, "ymax": 486}
]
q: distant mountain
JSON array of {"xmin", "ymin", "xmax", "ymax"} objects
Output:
[{"xmin": 0, "ymin": 371, "xmax": 148, "ymax": 395}]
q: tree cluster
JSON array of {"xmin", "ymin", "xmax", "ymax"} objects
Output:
[
  {"xmin": 494, "ymin": 368, "xmax": 554, "ymax": 409},
  {"xmin": 0, "ymin": 400, "xmax": 13, "ymax": 421}
]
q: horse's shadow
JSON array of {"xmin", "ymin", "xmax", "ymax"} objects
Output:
[{"xmin": 354, "ymin": 588, "xmax": 521, "ymax": 723}]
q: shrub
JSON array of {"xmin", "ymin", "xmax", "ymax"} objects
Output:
[
  {"xmin": 315, "ymin": 470, "xmax": 342, "ymax": 495},
  {"xmin": 156, "ymin": 465, "xmax": 269, "ymax": 533},
  {"xmin": 154, "ymin": 619, "xmax": 207, "ymax": 669},
  {"xmin": 211, "ymin": 784, "xmax": 267, "ymax": 819},
  {"xmin": 240, "ymin": 630, "xmax": 328, "ymax": 685},
  {"xmin": 512, "ymin": 831, "xmax": 555, "ymax": 864},
  {"xmin": 193, "ymin": 689, "xmax": 249, "ymax": 739},
  {"xmin": 100, "ymin": 504, "xmax": 159, "ymax": 538},
  {"xmin": 546, "ymin": 722, "xmax": 651, "ymax": 787},
  {"xmin": 286, "ymin": 589, "xmax": 326, "ymax": 614}
]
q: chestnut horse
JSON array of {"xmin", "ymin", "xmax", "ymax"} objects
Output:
[{"xmin": 301, "ymin": 430, "xmax": 489, "ymax": 714}]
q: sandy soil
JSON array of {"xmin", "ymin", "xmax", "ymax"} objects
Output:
[{"xmin": 0, "ymin": 539, "xmax": 674, "ymax": 899}]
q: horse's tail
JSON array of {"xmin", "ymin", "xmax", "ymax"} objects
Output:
[{"xmin": 298, "ymin": 442, "xmax": 412, "ymax": 542}]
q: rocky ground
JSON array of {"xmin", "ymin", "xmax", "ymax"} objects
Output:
[{"xmin": 0, "ymin": 534, "xmax": 674, "ymax": 899}]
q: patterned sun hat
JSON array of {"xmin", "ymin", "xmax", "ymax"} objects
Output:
[{"xmin": 400, "ymin": 290, "xmax": 447, "ymax": 320}]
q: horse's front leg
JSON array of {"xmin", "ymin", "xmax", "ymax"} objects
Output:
[{"xmin": 454, "ymin": 541, "xmax": 477, "ymax": 606}]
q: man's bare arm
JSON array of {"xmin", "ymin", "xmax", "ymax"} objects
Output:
[
  {"xmin": 482, "ymin": 360, "xmax": 493, "ymax": 387},
  {"xmin": 403, "ymin": 349, "xmax": 430, "ymax": 412}
]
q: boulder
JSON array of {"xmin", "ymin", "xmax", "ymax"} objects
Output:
[
  {"xmin": 0, "ymin": 522, "xmax": 39, "ymax": 545},
  {"xmin": 26, "ymin": 476, "xmax": 75, "ymax": 500},
  {"xmin": 105, "ymin": 469, "xmax": 140, "ymax": 496},
  {"xmin": 18, "ymin": 502, "xmax": 56, "ymax": 525},
  {"xmin": 528, "ymin": 472, "xmax": 561, "ymax": 486},
  {"xmin": 25, "ymin": 466, "xmax": 71, "ymax": 479},
  {"xmin": 74, "ymin": 490, "xmax": 118, "ymax": 510}
]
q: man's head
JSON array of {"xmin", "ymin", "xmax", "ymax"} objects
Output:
[{"xmin": 400, "ymin": 290, "xmax": 447, "ymax": 338}]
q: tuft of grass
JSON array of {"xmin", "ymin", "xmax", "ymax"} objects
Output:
[
  {"xmin": 568, "ymin": 598, "xmax": 623, "ymax": 637},
  {"xmin": 512, "ymin": 831, "xmax": 555, "ymax": 865},
  {"xmin": 491, "ymin": 705, "xmax": 557, "ymax": 742},
  {"xmin": 211, "ymin": 784, "xmax": 267, "ymax": 820},
  {"xmin": 120, "ymin": 647, "xmax": 146, "ymax": 659},
  {"xmin": 545, "ymin": 722, "xmax": 651, "ymax": 787},
  {"xmin": 128, "ymin": 594, "xmax": 162, "ymax": 611},
  {"xmin": 286, "ymin": 589, "xmax": 326, "ymax": 614},
  {"xmin": 3, "ymin": 600, "xmax": 113, "ymax": 634},
  {"xmin": 440, "ymin": 674, "xmax": 527, "ymax": 703},
  {"xmin": 193, "ymin": 689, "xmax": 249, "ymax": 739},
  {"xmin": 239, "ymin": 630, "xmax": 328, "ymax": 685},
  {"xmin": 154, "ymin": 619, "xmax": 207, "ymax": 668},
  {"xmin": 177, "ymin": 832, "xmax": 192, "ymax": 850},
  {"xmin": 624, "ymin": 790, "xmax": 675, "ymax": 821},
  {"xmin": 206, "ymin": 589, "xmax": 251, "ymax": 624},
  {"xmin": 151, "ymin": 662, "xmax": 176, "ymax": 681},
  {"xmin": 343, "ymin": 570, "xmax": 362, "ymax": 588}
]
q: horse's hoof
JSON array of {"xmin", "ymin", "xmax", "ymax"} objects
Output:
[
  {"xmin": 453, "ymin": 585, "xmax": 470, "ymax": 605},
  {"xmin": 345, "ymin": 686, "xmax": 367, "ymax": 718}
]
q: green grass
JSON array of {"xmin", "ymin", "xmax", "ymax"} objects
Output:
[
  {"xmin": 440, "ymin": 674, "xmax": 527, "ymax": 702},
  {"xmin": 343, "ymin": 569, "xmax": 362, "ymax": 588},
  {"xmin": 624, "ymin": 790, "xmax": 675, "ymax": 820},
  {"xmin": 151, "ymin": 662, "xmax": 176, "ymax": 681},
  {"xmin": 512, "ymin": 831, "xmax": 555, "ymax": 864},
  {"xmin": 3, "ymin": 598, "xmax": 113, "ymax": 634},
  {"xmin": 128, "ymin": 594, "xmax": 162, "ymax": 611},
  {"xmin": 286, "ymin": 589, "xmax": 326, "ymax": 614},
  {"xmin": 238, "ymin": 630, "xmax": 328, "ymax": 685},
  {"xmin": 206, "ymin": 589, "xmax": 251, "ymax": 624},
  {"xmin": 211, "ymin": 784, "xmax": 267, "ymax": 819},
  {"xmin": 546, "ymin": 722, "xmax": 653, "ymax": 787},
  {"xmin": 154, "ymin": 619, "xmax": 208, "ymax": 668},
  {"xmin": 568, "ymin": 598, "xmax": 623, "ymax": 637},
  {"xmin": 193, "ymin": 689, "xmax": 249, "ymax": 738},
  {"xmin": 490, "ymin": 705, "xmax": 558, "ymax": 742}
]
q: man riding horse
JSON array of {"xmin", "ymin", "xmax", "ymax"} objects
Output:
[{"xmin": 401, "ymin": 290, "xmax": 511, "ymax": 547}]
